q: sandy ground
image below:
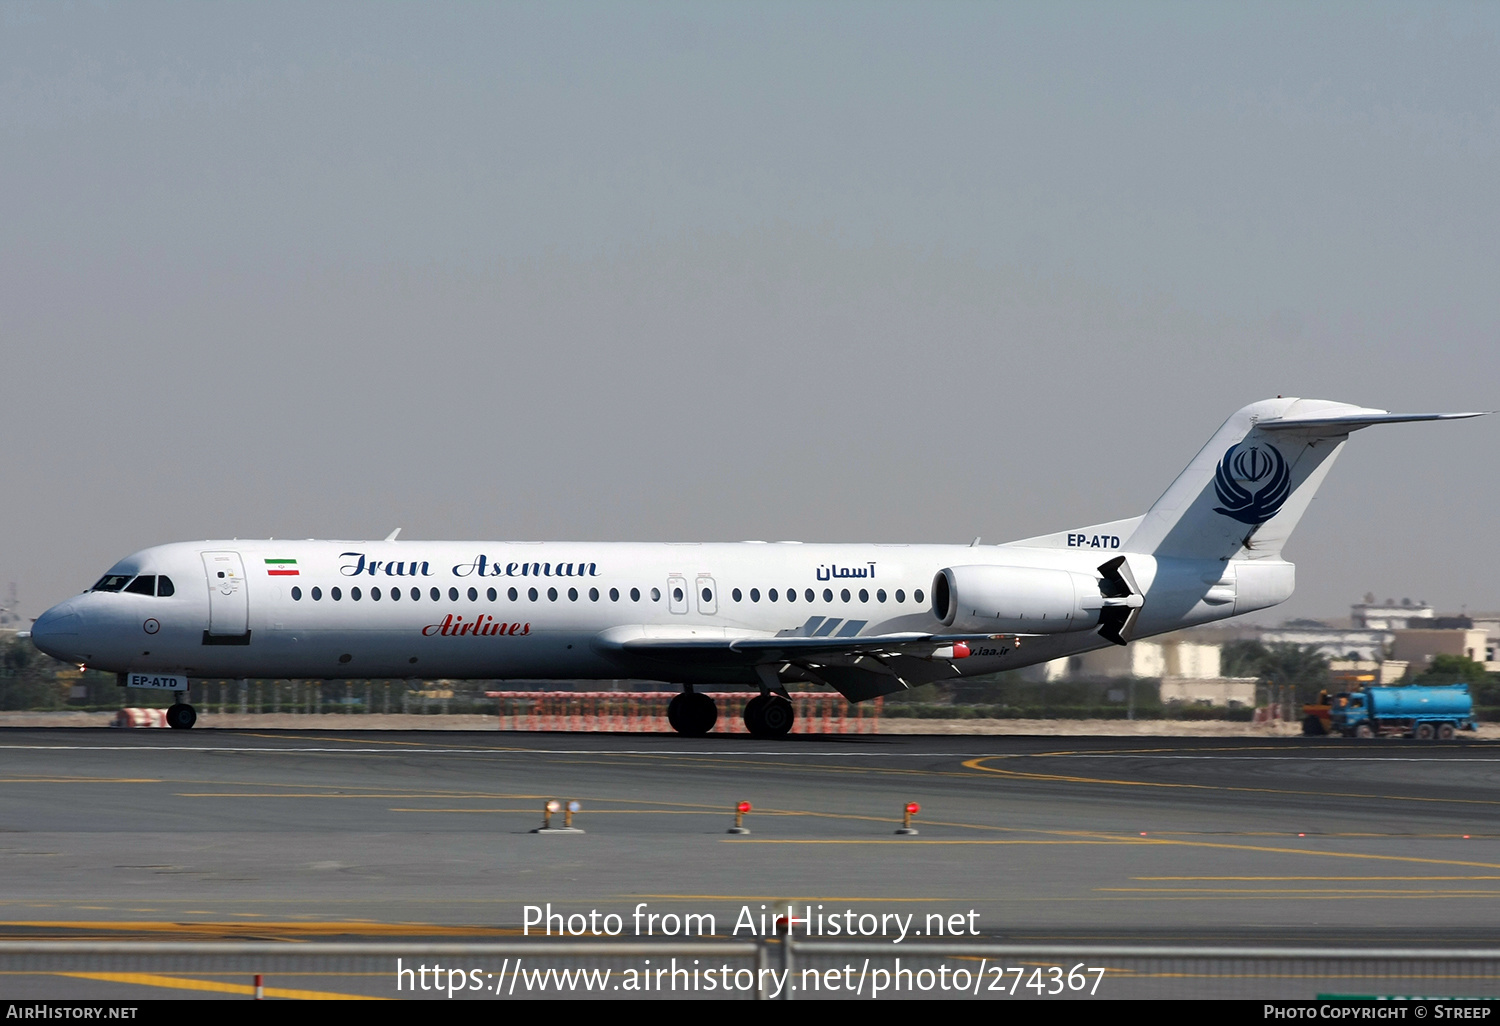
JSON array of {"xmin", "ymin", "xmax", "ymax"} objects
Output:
[{"xmin": 2, "ymin": 710, "xmax": 1493, "ymax": 737}]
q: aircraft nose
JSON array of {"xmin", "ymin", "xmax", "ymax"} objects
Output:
[{"xmin": 30, "ymin": 600, "xmax": 85, "ymax": 662}]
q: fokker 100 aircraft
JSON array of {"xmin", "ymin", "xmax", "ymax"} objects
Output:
[{"xmin": 28, "ymin": 398, "xmax": 1483, "ymax": 735}]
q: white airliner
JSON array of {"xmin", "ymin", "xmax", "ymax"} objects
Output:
[{"xmin": 28, "ymin": 398, "xmax": 1483, "ymax": 734}]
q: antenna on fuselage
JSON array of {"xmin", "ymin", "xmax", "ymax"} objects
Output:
[{"xmin": 385, "ymin": 528, "xmax": 402, "ymax": 542}]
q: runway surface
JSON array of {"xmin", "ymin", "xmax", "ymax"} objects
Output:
[{"xmin": 3, "ymin": 728, "xmax": 1500, "ymax": 997}]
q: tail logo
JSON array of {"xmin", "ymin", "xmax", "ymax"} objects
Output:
[{"xmin": 1213, "ymin": 442, "xmax": 1292, "ymax": 524}]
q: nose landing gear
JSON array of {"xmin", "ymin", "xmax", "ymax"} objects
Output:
[
  {"xmin": 166, "ymin": 691, "xmax": 197, "ymax": 730},
  {"xmin": 666, "ymin": 688, "xmax": 718, "ymax": 736}
]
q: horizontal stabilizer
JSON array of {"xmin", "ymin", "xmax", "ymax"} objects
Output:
[{"xmin": 1257, "ymin": 409, "xmax": 1487, "ymax": 431}]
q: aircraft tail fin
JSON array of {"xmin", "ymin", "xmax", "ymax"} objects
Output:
[{"xmin": 1123, "ymin": 399, "xmax": 1483, "ymax": 563}]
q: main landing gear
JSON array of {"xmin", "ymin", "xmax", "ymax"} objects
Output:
[
  {"xmin": 664, "ymin": 687, "xmax": 797, "ymax": 738},
  {"xmin": 166, "ymin": 691, "xmax": 197, "ymax": 730},
  {"xmin": 743, "ymin": 693, "xmax": 794, "ymax": 738},
  {"xmin": 666, "ymin": 688, "xmax": 718, "ymax": 737}
]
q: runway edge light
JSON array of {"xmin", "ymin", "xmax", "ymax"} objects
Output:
[
  {"xmin": 530, "ymin": 799, "xmax": 583, "ymax": 834},
  {"xmin": 728, "ymin": 801, "xmax": 752, "ymax": 835},
  {"xmin": 896, "ymin": 801, "xmax": 920, "ymax": 836}
]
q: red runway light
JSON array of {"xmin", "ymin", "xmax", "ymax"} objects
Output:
[
  {"xmin": 737, "ymin": 801, "xmax": 752, "ymax": 814},
  {"xmin": 905, "ymin": 802, "xmax": 920, "ymax": 815}
]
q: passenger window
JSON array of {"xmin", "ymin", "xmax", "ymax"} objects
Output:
[
  {"xmin": 841, "ymin": 589, "xmax": 850, "ymax": 602},
  {"xmin": 430, "ymin": 588, "xmax": 441, "ymax": 601},
  {"xmin": 859, "ymin": 589, "xmax": 868, "ymax": 602},
  {"xmin": 822, "ymin": 588, "xmax": 832, "ymax": 602},
  {"xmin": 372, "ymin": 587, "xmax": 382, "ymax": 600},
  {"xmin": 915, "ymin": 589, "xmax": 925, "ymax": 604},
  {"xmin": 768, "ymin": 588, "xmax": 778, "ymax": 601},
  {"xmin": 609, "ymin": 587, "xmax": 619, "ymax": 601},
  {"xmin": 449, "ymin": 587, "xmax": 460, "ymax": 601},
  {"xmin": 786, "ymin": 588, "xmax": 795, "ymax": 602},
  {"xmin": 589, "ymin": 587, "xmax": 600, "ymax": 601},
  {"xmin": 877, "ymin": 589, "xmax": 887, "ymax": 602},
  {"xmin": 673, "ymin": 587, "xmax": 684, "ymax": 602},
  {"xmin": 413, "ymin": 587, "xmax": 421, "ymax": 601},
  {"xmin": 389, "ymin": 586, "xmax": 399, "ymax": 601},
  {"xmin": 468, "ymin": 587, "xmax": 479, "ymax": 601},
  {"xmin": 568, "ymin": 587, "xmax": 578, "ymax": 601},
  {"xmin": 895, "ymin": 589, "xmax": 905, "ymax": 603},
  {"xmin": 509, "ymin": 587, "xmax": 519, "ymax": 600},
  {"xmin": 352, "ymin": 587, "xmax": 362, "ymax": 601},
  {"xmin": 630, "ymin": 587, "xmax": 641, "ymax": 601},
  {"xmin": 331, "ymin": 587, "xmax": 342, "ymax": 601},
  {"xmin": 750, "ymin": 588, "xmax": 760, "ymax": 602},
  {"xmin": 528, "ymin": 588, "xmax": 539, "ymax": 601},
  {"xmin": 805, "ymin": 589, "xmax": 815, "ymax": 602},
  {"xmin": 700, "ymin": 588, "xmax": 710, "ymax": 602},
  {"xmin": 732, "ymin": 588, "xmax": 742, "ymax": 602},
  {"xmin": 487, "ymin": 588, "xmax": 497, "ymax": 601},
  {"xmin": 291, "ymin": 586, "xmax": 302, "ymax": 601},
  {"xmin": 548, "ymin": 587, "xmax": 558, "ymax": 601},
  {"xmin": 157, "ymin": 576, "xmax": 175, "ymax": 597},
  {"xmin": 125, "ymin": 575, "xmax": 155, "ymax": 596},
  {"xmin": 651, "ymin": 587, "xmax": 661, "ymax": 602},
  {"xmin": 311, "ymin": 587, "xmax": 322, "ymax": 601}
]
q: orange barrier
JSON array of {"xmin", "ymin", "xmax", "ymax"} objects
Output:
[
  {"xmin": 114, "ymin": 708, "xmax": 168, "ymax": 728},
  {"xmin": 486, "ymin": 691, "xmax": 881, "ymax": 734}
]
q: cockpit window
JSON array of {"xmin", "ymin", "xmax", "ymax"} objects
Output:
[
  {"xmin": 125, "ymin": 575, "xmax": 156, "ymax": 596},
  {"xmin": 157, "ymin": 576, "xmax": 175, "ymax": 597},
  {"xmin": 92, "ymin": 575, "xmax": 133, "ymax": 593}
]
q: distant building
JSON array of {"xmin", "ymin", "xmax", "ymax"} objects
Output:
[
  {"xmin": 1158, "ymin": 678, "xmax": 1258, "ymax": 708},
  {"xmin": 1256, "ymin": 626, "xmax": 1393, "ymax": 662},
  {"xmin": 1029, "ymin": 592, "xmax": 1498, "ymax": 693},
  {"xmin": 1389, "ymin": 629, "xmax": 1491, "ymax": 674},
  {"xmin": 1039, "ymin": 631, "xmax": 1221, "ymax": 682},
  {"xmin": 1351, "ymin": 595, "xmax": 1435, "ymax": 630},
  {"xmin": 1329, "ymin": 659, "xmax": 1409, "ymax": 686},
  {"xmin": 1464, "ymin": 613, "xmax": 1500, "ymax": 671}
]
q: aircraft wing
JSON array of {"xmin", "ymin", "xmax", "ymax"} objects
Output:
[{"xmin": 594, "ymin": 620, "xmax": 1030, "ymax": 701}]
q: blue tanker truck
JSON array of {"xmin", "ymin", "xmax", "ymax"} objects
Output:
[{"xmin": 1328, "ymin": 684, "xmax": 1477, "ymax": 739}]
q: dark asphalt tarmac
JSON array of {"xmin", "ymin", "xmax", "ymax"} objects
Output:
[{"xmin": 3, "ymin": 728, "xmax": 1500, "ymax": 997}]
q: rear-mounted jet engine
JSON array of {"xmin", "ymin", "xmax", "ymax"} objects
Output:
[{"xmin": 930, "ymin": 556, "xmax": 1144, "ymax": 644}]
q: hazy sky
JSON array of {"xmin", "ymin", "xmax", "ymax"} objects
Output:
[{"xmin": 3, "ymin": 2, "xmax": 1496, "ymax": 623}]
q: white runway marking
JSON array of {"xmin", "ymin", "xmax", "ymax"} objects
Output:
[{"xmin": 0, "ymin": 743, "xmax": 1496, "ymax": 763}]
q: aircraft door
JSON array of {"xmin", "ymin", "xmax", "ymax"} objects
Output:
[
  {"xmin": 667, "ymin": 575, "xmax": 688, "ymax": 614},
  {"xmin": 201, "ymin": 551, "xmax": 249, "ymax": 637},
  {"xmin": 696, "ymin": 575, "xmax": 717, "ymax": 615}
]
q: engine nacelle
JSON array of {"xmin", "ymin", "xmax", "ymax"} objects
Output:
[{"xmin": 931, "ymin": 565, "xmax": 1106, "ymax": 635}]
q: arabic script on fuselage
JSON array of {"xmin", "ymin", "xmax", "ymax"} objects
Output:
[{"xmin": 815, "ymin": 562, "xmax": 876, "ymax": 582}]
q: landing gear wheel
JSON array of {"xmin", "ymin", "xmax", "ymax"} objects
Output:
[
  {"xmin": 666, "ymin": 691, "xmax": 717, "ymax": 737},
  {"xmin": 1301, "ymin": 715, "xmax": 1326, "ymax": 737},
  {"xmin": 166, "ymin": 703, "xmax": 197, "ymax": 730},
  {"xmin": 744, "ymin": 694, "xmax": 794, "ymax": 738},
  {"xmin": 1354, "ymin": 724, "xmax": 1373, "ymax": 739},
  {"xmin": 1438, "ymin": 723, "xmax": 1456, "ymax": 741},
  {"xmin": 1415, "ymin": 722, "xmax": 1436, "ymax": 741}
]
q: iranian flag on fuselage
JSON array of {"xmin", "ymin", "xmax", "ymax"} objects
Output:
[{"xmin": 264, "ymin": 558, "xmax": 299, "ymax": 576}]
